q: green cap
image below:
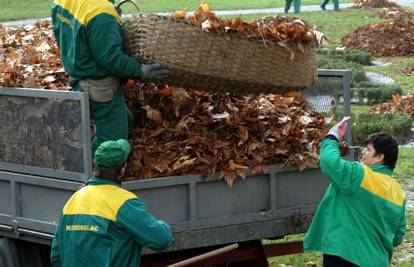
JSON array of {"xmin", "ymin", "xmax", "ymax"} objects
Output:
[{"xmin": 94, "ymin": 139, "xmax": 132, "ymax": 171}]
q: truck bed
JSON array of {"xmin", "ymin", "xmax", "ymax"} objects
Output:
[
  {"xmin": 0, "ymin": 69, "xmax": 351, "ymax": 253},
  {"xmin": 0, "ymin": 166, "xmax": 328, "ymax": 252}
]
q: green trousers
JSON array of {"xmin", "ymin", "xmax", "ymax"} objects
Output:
[
  {"xmin": 74, "ymin": 83, "xmax": 134, "ymax": 156},
  {"xmin": 285, "ymin": 0, "xmax": 301, "ymax": 13},
  {"xmin": 321, "ymin": 0, "xmax": 339, "ymax": 10}
]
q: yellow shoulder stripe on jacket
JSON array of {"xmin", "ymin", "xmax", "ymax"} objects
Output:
[
  {"xmin": 54, "ymin": 0, "xmax": 121, "ymax": 26},
  {"xmin": 63, "ymin": 185, "xmax": 137, "ymax": 221},
  {"xmin": 360, "ymin": 165, "xmax": 405, "ymax": 206}
]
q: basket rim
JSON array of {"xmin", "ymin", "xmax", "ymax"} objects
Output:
[{"xmin": 128, "ymin": 13, "xmax": 315, "ymax": 52}]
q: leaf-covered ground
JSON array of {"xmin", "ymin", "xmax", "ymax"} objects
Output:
[
  {"xmin": 341, "ymin": 20, "xmax": 414, "ymax": 57},
  {"xmin": 371, "ymin": 94, "xmax": 414, "ymax": 116},
  {"xmin": 0, "ymin": 21, "xmax": 68, "ymax": 89},
  {"xmin": 352, "ymin": 0, "xmax": 401, "ymax": 9},
  {"xmin": 342, "ymin": 4, "xmax": 414, "ymax": 57}
]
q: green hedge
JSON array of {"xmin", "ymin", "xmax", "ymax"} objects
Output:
[
  {"xmin": 352, "ymin": 83, "xmax": 403, "ymax": 104},
  {"xmin": 351, "ymin": 113, "xmax": 413, "ymax": 145},
  {"xmin": 316, "ymin": 49, "xmax": 373, "ymax": 66},
  {"xmin": 317, "ymin": 56, "xmax": 366, "ymax": 84},
  {"xmin": 317, "ymin": 49, "xmax": 403, "ymax": 104},
  {"xmin": 317, "ymin": 49, "xmax": 375, "ymax": 86}
]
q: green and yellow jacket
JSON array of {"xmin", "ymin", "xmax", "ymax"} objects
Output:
[
  {"xmin": 304, "ymin": 137, "xmax": 406, "ymax": 267},
  {"xmin": 51, "ymin": 0, "xmax": 142, "ymax": 80},
  {"xmin": 51, "ymin": 177, "xmax": 172, "ymax": 267}
]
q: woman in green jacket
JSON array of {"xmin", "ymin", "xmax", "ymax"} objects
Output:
[{"xmin": 304, "ymin": 119, "xmax": 406, "ymax": 267}]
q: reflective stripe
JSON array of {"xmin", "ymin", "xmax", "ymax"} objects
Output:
[
  {"xmin": 54, "ymin": 0, "xmax": 121, "ymax": 26},
  {"xmin": 63, "ymin": 184, "xmax": 137, "ymax": 221},
  {"xmin": 360, "ymin": 165, "xmax": 405, "ymax": 206}
]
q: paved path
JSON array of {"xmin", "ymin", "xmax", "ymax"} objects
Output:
[{"xmin": 2, "ymin": 0, "xmax": 413, "ymax": 27}]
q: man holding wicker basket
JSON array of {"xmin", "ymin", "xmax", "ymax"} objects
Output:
[{"xmin": 51, "ymin": 0, "xmax": 168, "ymax": 155}]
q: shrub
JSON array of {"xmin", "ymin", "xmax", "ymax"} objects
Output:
[
  {"xmin": 316, "ymin": 49, "xmax": 373, "ymax": 65},
  {"xmin": 351, "ymin": 112, "xmax": 412, "ymax": 145},
  {"xmin": 343, "ymin": 51, "xmax": 372, "ymax": 66},
  {"xmin": 352, "ymin": 83, "xmax": 403, "ymax": 104},
  {"xmin": 318, "ymin": 56, "xmax": 366, "ymax": 84}
]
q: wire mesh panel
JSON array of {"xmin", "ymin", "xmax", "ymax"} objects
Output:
[
  {"xmin": 303, "ymin": 69, "xmax": 352, "ymax": 143},
  {"xmin": 0, "ymin": 88, "xmax": 91, "ymax": 182}
]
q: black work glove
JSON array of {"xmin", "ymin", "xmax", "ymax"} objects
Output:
[{"xmin": 140, "ymin": 64, "xmax": 169, "ymax": 81}]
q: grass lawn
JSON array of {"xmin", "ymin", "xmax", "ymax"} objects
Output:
[
  {"xmin": 122, "ymin": 0, "xmax": 354, "ymax": 13},
  {"xmin": 0, "ymin": 0, "xmax": 52, "ymax": 22},
  {"xmin": 391, "ymin": 210, "xmax": 414, "ymax": 266},
  {"xmin": 366, "ymin": 57, "xmax": 414, "ymax": 94},
  {"xmin": 269, "ymin": 250, "xmax": 322, "ymax": 266},
  {"xmin": 396, "ymin": 147, "xmax": 414, "ymax": 179},
  {"xmin": 0, "ymin": 0, "xmax": 353, "ymax": 22},
  {"xmin": 352, "ymin": 105, "xmax": 371, "ymax": 115}
]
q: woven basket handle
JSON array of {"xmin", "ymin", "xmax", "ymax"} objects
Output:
[{"xmin": 116, "ymin": 0, "xmax": 140, "ymax": 15}]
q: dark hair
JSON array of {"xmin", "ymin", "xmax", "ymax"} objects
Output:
[
  {"xmin": 93, "ymin": 162, "xmax": 125, "ymax": 180},
  {"xmin": 364, "ymin": 133, "xmax": 398, "ymax": 169}
]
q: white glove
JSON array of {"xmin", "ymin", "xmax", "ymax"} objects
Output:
[{"xmin": 328, "ymin": 116, "xmax": 350, "ymax": 140}]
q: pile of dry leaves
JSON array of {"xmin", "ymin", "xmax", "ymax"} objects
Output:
[
  {"xmin": 371, "ymin": 94, "xmax": 414, "ymax": 117},
  {"xmin": 123, "ymin": 82, "xmax": 327, "ymax": 185},
  {"xmin": 0, "ymin": 21, "xmax": 69, "ymax": 89},
  {"xmin": 341, "ymin": 20, "xmax": 414, "ymax": 57},
  {"xmin": 401, "ymin": 66, "xmax": 414, "ymax": 76},
  {"xmin": 377, "ymin": 6, "xmax": 413, "ymax": 21},
  {"xmin": 343, "ymin": 2, "xmax": 414, "ymax": 57},
  {"xmin": 171, "ymin": 3, "xmax": 316, "ymax": 51},
  {"xmin": 353, "ymin": 0, "xmax": 400, "ymax": 8},
  {"xmin": 0, "ymin": 21, "xmax": 327, "ymax": 185}
]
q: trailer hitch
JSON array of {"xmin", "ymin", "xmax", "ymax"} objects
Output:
[{"xmin": 167, "ymin": 243, "xmax": 239, "ymax": 267}]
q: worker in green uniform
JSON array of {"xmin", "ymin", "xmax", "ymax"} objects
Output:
[
  {"xmin": 51, "ymin": 0, "xmax": 168, "ymax": 154},
  {"xmin": 284, "ymin": 0, "xmax": 301, "ymax": 13},
  {"xmin": 320, "ymin": 0, "xmax": 339, "ymax": 11},
  {"xmin": 51, "ymin": 139, "xmax": 173, "ymax": 267},
  {"xmin": 304, "ymin": 118, "xmax": 406, "ymax": 267}
]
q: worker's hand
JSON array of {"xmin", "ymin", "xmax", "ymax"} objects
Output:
[
  {"xmin": 140, "ymin": 64, "xmax": 169, "ymax": 81},
  {"xmin": 328, "ymin": 116, "xmax": 350, "ymax": 140}
]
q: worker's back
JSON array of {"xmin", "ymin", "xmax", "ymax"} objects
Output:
[{"xmin": 51, "ymin": 177, "xmax": 172, "ymax": 267}]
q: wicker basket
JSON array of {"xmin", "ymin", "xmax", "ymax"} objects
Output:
[{"xmin": 123, "ymin": 14, "xmax": 317, "ymax": 94}]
